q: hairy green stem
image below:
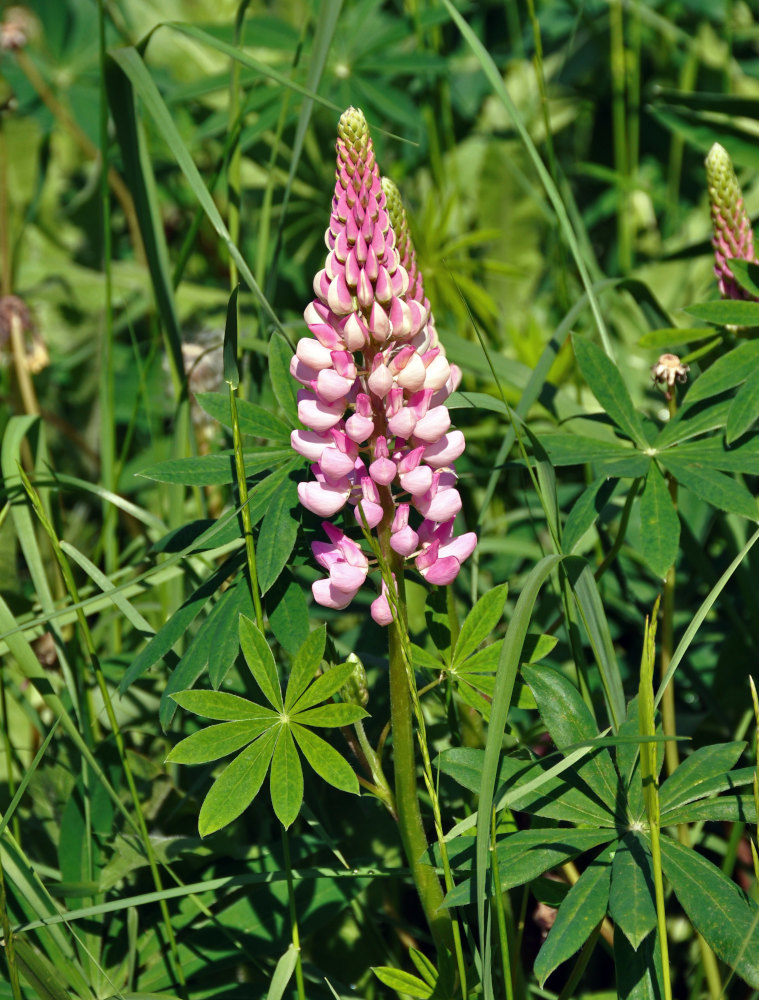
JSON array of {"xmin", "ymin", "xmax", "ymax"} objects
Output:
[{"xmin": 282, "ymin": 829, "xmax": 306, "ymax": 1000}]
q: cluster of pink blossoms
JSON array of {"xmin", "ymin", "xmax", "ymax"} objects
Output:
[
  {"xmin": 705, "ymin": 142, "xmax": 757, "ymax": 301},
  {"xmin": 290, "ymin": 107, "xmax": 476, "ymax": 625}
]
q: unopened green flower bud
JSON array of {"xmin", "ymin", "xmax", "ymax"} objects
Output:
[
  {"xmin": 705, "ymin": 142, "xmax": 756, "ymax": 300},
  {"xmin": 339, "ymin": 653, "xmax": 368, "ymax": 708}
]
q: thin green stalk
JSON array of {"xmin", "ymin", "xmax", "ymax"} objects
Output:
[
  {"xmin": 281, "ymin": 829, "xmax": 306, "ymax": 1000},
  {"xmin": 0, "ymin": 851, "xmax": 22, "ymax": 1000},
  {"xmin": 609, "ymin": 0, "xmax": 632, "ymax": 272},
  {"xmin": 490, "ymin": 810, "xmax": 513, "ymax": 1000},
  {"xmin": 98, "ymin": 0, "xmax": 119, "ymax": 649},
  {"xmin": 229, "ymin": 385, "xmax": 264, "ymax": 629},
  {"xmin": 17, "ymin": 470, "xmax": 188, "ymax": 999},
  {"xmin": 660, "ymin": 395, "xmax": 679, "ymax": 782},
  {"xmin": 0, "ymin": 115, "xmax": 10, "ymax": 295},
  {"xmin": 639, "ymin": 600, "xmax": 673, "ymax": 1000}
]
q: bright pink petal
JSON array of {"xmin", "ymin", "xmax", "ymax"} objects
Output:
[{"xmin": 298, "ymin": 480, "xmax": 349, "ymax": 516}]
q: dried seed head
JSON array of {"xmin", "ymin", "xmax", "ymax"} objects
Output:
[
  {"xmin": 0, "ymin": 295, "xmax": 49, "ymax": 373},
  {"xmin": 651, "ymin": 353, "xmax": 689, "ymax": 389}
]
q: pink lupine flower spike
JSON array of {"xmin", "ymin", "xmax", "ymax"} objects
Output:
[{"xmin": 292, "ymin": 107, "xmax": 476, "ymax": 624}]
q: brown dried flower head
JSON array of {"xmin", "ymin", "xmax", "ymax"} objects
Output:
[
  {"xmin": 651, "ymin": 353, "xmax": 689, "ymax": 389},
  {"xmin": 0, "ymin": 295, "xmax": 49, "ymax": 373},
  {"xmin": 0, "ymin": 7, "xmax": 37, "ymax": 51}
]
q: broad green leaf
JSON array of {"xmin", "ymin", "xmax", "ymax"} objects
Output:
[
  {"xmin": 151, "ymin": 514, "xmax": 242, "ymax": 553},
  {"xmin": 249, "ymin": 461, "xmax": 303, "ymax": 524},
  {"xmin": 537, "ymin": 433, "xmax": 646, "ymax": 470},
  {"xmin": 654, "ymin": 396, "xmax": 731, "ymax": 449},
  {"xmin": 285, "ymin": 626, "xmax": 327, "ymax": 712},
  {"xmin": 120, "ymin": 556, "xmax": 239, "ymax": 694},
  {"xmin": 452, "ymin": 582, "xmax": 508, "ymax": 665},
  {"xmin": 409, "ymin": 947, "xmax": 438, "ymax": 988},
  {"xmin": 239, "ymin": 615, "xmax": 283, "ymax": 710},
  {"xmin": 256, "ymin": 477, "xmax": 298, "ymax": 595},
  {"xmin": 727, "ymin": 364, "xmax": 759, "ymax": 444},
  {"xmin": 437, "ymin": 748, "xmax": 614, "ymax": 827},
  {"xmin": 291, "ymin": 724, "xmax": 359, "ymax": 795},
  {"xmin": 660, "ymin": 837, "xmax": 759, "ymax": 986},
  {"xmin": 665, "ymin": 435, "xmax": 759, "ymax": 474},
  {"xmin": 266, "ymin": 945, "xmax": 299, "ymax": 1000},
  {"xmin": 614, "ymin": 926, "xmax": 663, "ymax": 1000},
  {"xmin": 569, "ymin": 560, "xmax": 626, "ymax": 730},
  {"xmin": 138, "ymin": 450, "xmax": 292, "ymax": 485},
  {"xmin": 208, "ymin": 581, "xmax": 255, "ymax": 690},
  {"xmin": 270, "ymin": 729, "xmax": 303, "ymax": 828},
  {"xmin": 289, "ymin": 661, "xmax": 355, "ymax": 714},
  {"xmin": 562, "ymin": 477, "xmax": 617, "ymax": 553},
  {"xmin": 609, "ymin": 832, "xmax": 657, "ymax": 951},
  {"xmin": 196, "ymin": 392, "xmax": 292, "ymax": 442},
  {"xmin": 660, "ymin": 455, "xmax": 757, "ymax": 519},
  {"xmin": 269, "ymin": 332, "xmax": 299, "ymax": 424},
  {"xmin": 637, "ymin": 326, "xmax": 716, "ymax": 349},
  {"xmin": 198, "ymin": 728, "xmax": 278, "ymax": 836},
  {"xmin": 729, "ymin": 259, "xmax": 759, "ymax": 299},
  {"xmin": 443, "ymin": 828, "xmax": 615, "ymax": 908},
  {"xmin": 171, "ymin": 690, "xmax": 278, "ymax": 722},
  {"xmin": 292, "ymin": 703, "xmax": 368, "ymax": 727},
  {"xmin": 412, "ymin": 643, "xmax": 446, "ymax": 671},
  {"xmin": 223, "ymin": 285, "xmax": 239, "ymax": 388},
  {"xmin": 662, "ymin": 794, "xmax": 757, "ymax": 825},
  {"xmin": 160, "ymin": 577, "xmax": 253, "ymax": 726},
  {"xmin": 371, "ymin": 967, "xmax": 433, "ymax": 999},
  {"xmin": 639, "ymin": 463, "xmax": 680, "ymax": 579},
  {"xmin": 523, "ymin": 665, "xmax": 620, "ymax": 814},
  {"xmin": 267, "ymin": 571, "xmax": 311, "ymax": 657},
  {"xmin": 684, "ymin": 300, "xmax": 759, "ymax": 327},
  {"xmin": 572, "ymin": 335, "xmax": 648, "ymax": 447},
  {"xmin": 614, "ymin": 699, "xmax": 644, "ymax": 822},
  {"xmin": 166, "ymin": 719, "xmax": 274, "ymax": 764},
  {"xmin": 684, "ymin": 340, "xmax": 759, "ymax": 404},
  {"xmin": 534, "ymin": 845, "xmax": 613, "ymax": 986},
  {"xmin": 659, "ymin": 741, "xmax": 746, "ymax": 813}
]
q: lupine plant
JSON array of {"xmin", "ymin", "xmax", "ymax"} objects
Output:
[{"xmin": 3, "ymin": 4, "xmax": 759, "ymax": 1000}]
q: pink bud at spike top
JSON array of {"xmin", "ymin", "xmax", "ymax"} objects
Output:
[
  {"xmin": 705, "ymin": 142, "xmax": 757, "ymax": 301},
  {"xmin": 292, "ymin": 107, "xmax": 476, "ymax": 623}
]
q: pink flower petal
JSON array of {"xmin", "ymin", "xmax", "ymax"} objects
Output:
[
  {"xmin": 316, "ymin": 368, "xmax": 355, "ymax": 403},
  {"xmin": 412, "ymin": 405, "xmax": 451, "ymax": 443},
  {"xmin": 291, "ymin": 429, "xmax": 330, "ymax": 462},
  {"xmin": 421, "ymin": 555, "xmax": 461, "ymax": 585},
  {"xmin": 439, "ymin": 531, "xmax": 477, "ymax": 565},
  {"xmin": 297, "ymin": 394, "xmax": 345, "ymax": 432},
  {"xmin": 298, "ymin": 480, "xmax": 349, "ymax": 516},
  {"xmin": 390, "ymin": 524, "xmax": 419, "ymax": 556},
  {"xmin": 423, "ymin": 431, "xmax": 465, "ymax": 469},
  {"xmin": 296, "ymin": 338, "xmax": 333, "ymax": 370},
  {"xmin": 312, "ymin": 578, "xmax": 358, "ymax": 610},
  {"xmin": 319, "ymin": 446, "xmax": 356, "ymax": 480},
  {"xmin": 370, "ymin": 591, "xmax": 394, "ymax": 626}
]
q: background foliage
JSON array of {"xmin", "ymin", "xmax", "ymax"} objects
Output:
[{"xmin": 1, "ymin": 0, "xmax": 759, "ymax": 997}]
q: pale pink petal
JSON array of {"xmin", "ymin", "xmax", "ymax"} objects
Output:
[
  {"xmin": 390, "ymin": 525, "xmax": 419, "ymax": 556},
  {"xmin": 312, "ymin": 578, "xmax": 357, "ymax": 610},
  {"xmin": 291, "ymin": 429, "xmax": 330, "ymax": 462},
  {"xmin": 400, "ymin": 465, "xmax": 433, "ymax": 496},
  {"xmin": 423, "ymin": 354, "xmax": 451, "ymax": 391},
  {"xmin": 387, "ymin": 407, "xmax": 417, "ymax": 439},
  {"xmin": 396, "ymin": 353, "xmax": 426, "ymax": 392},
  {"xmin": 319, "ymin": 446, "xmax": 356, "ymax": 480},
  {"xmin": 316, "ymin": 368, "xmax": 355, "ymax": 403},
  {"xmin": 330, "ymin": 562, "xmax": 368, "ymax": 592},
  {"xmin": 369, "ymin": 457, "xmax": 397, "ymax": 486},
  {"xmin": 413, "ymin": 405, "xmax": 451, "ymax": 443},
  {"xmin": 439, "ymin": 532, "xmax": 477, "ymax": 564},
  {"xmin": 354, "ymin": 500, "xmax": 384, "ymax": 529},
  {"xmin": 296, "ymin": 338, "xmax": 333, "ymax": 370},
  {"xmin": 371, "ymin": 591, "xmax": 394, "ymax": 626},
  {"xmin": 298, "ymin": 480, "xmax": 349, "ymax": 516},
  {"xmin": 368, "ymin": 362, "xmax": 393, "ymax": 398},
  {"xmin": 298, "ymin": 394, "xmax": 345, "ymax": 432},
  {"xmin": 423, "ymin": 431, "xmax": 465, "ymax": 469},
  {"xmin": 345, "ymin": 413, "xmax": 374, "ymax": 442},
  {"xmin": 421, "ymin": 555, "xmax": 461, "ymax": 585}
]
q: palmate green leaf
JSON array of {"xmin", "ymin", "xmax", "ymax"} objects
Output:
[
  {"xmin": 291, "ymin": 724, "xmax": 359, "ymax": 795},
  {"xmin": 443, "ymin": 829, "xmax": 615, "ymax": 908},
  {"xmin": 293, "ymin": 703, "xmax": 368, "ymax": 727},
  {"xmin": 452, "ymin": 582, "xmax": 508, "ymax": 665},
  {"xmin": 239, "ymin": 614, "xmax": 283, "ymax": 710},
  {"xmin": 138, "ymin": 450, "xmax": 292, "ymax": 485},
  {"xmin": 412, "ymin": 643, "xmax": 445, "ymax": 671},
  {"xmin": 660, "ymin": 455, "xmax": 757, "ymax": 519},
  {"xmin": 727, "ymin": 364, "xmax": 759, "ymax": 444},
  {"xmin": 289, "ymin": 660, "xmax": 355, "ymax": 714},
  {"xmin": 522, "ymin": 665, "xmax": 620, "ymax": 814},
  {"xmin": 256, "ymin": 476, "xmax": 298, "ymax": 596},
  {"xmin": 684, "ymin": 340, "xmax": 759, "ymax": 404},
  {"xmin": 729, "ymin": 259, "xmax": 759, "ymax": 299},
  {"xmin": 270, "ymin": 729, "xmax": 303, "ymax": 829},
  {"xmin": 166, "ymin": 719, "xmax": 275, "ymax": 764},
  {"xmin": 285, "ymin": 626, "xmax": 327, "ymax": 711},
  {"xmin": 572, "ymin": 335, "xmax": 648, "ymax": 447},
  {"xmin": 534, "ymin": 844, "xmax": 614, "ymax": 986},
  {"xmin": 371, "ymin": 967, "xmax": 433, "ymax": 999},
  {"xmin": 198, "ymin": 728, "xmax": 278, "ymax": 837},
  {"xmin": 562, "ymin": 477, "xmax": 617, "ymax": 553},
  {"xmin": 660, "ymin": 837, "xmax": 759, "ymax": 986},
  {"xmin": 659, "ymin": 741, "xmax": 746, "ymax": 814},
  {"xmin": 639, "ymin": 462, "xmax": 680, "ymax": 579},
  {"xmin": 195, "ymin": 391, "xmax": 293, "ymax": 443},
  {"xmin": 171, "ymin": 689, "xmax": 278, "ymax": 722},
  {"xmin": 684, "ymin": 300, "xmax": 759, "ymax": 327},
  {"xmin": 609, "ymin": 832, "xmax": 657, "ymax": 951}
]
